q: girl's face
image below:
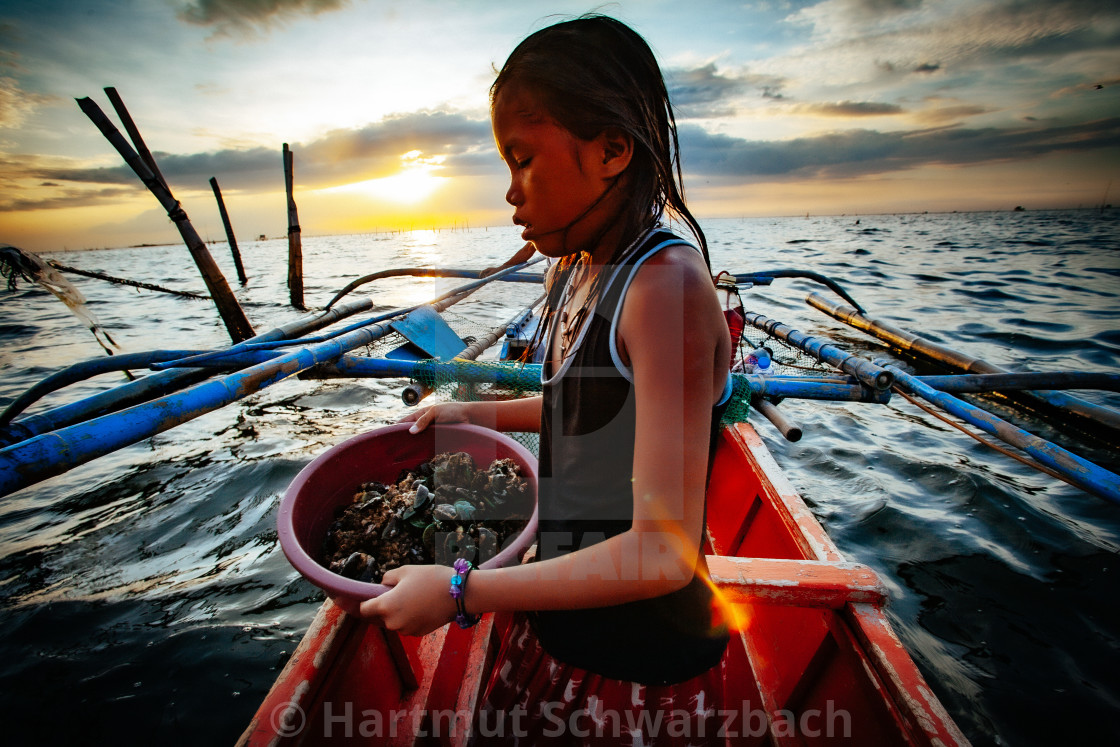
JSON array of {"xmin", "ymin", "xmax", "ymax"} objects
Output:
[{"xmin": 492, "ymin": 86, "xmax": 626, "ymax": 260}]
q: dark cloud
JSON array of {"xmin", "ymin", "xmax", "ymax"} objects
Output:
[
  {"xmin": 665, "ymin": 64, "xmax": 787, "ymax": 117},
  {"xmin": 852, "ymin": 0, "xmax": 923, "ymax": 12},
  {"xmin": 0, "ymin": 186, "xmax": 137, "ymax": 212},
  {"xmin": 679, "ymin": 117, "xmax": 1120, "ymax": 178},
  {"xmin": 913, "ymin": 63, "xmax": 940, "ymax": 73},
  {"xmin": 177, "ymin": 0, "xmax": 349, "ymax": 36},
  {"xmin": 30, "ymin": 110, "xmax": 495, "ymax": 195},
  {"xmin": 799, "ymin": 101, "xmax": 904, "ymax": 117}
]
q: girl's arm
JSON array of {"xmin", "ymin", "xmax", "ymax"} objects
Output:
[
  {"xmin": 364, "ymin": 247, "xmax": 728, "ymax": 635},
  {"xmin": 400, "ymin": 394, "xmax": 542, "ymax": 434}
]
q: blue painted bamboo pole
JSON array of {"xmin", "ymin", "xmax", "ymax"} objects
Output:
[
  {"xmin": 327, "ymin": 358, "xmax": 890, "ymax": 404},
  {"xmin": 0, "ymin": 368, "xmax": 211, "ymax": 448},
  {"xmin": 0, "ymin": 318, "xmax": 403, "ymax": 498},
  {"xmin": 808, "ymin": 292, "xmax": 1120, "ymax": 434},
  {"xmin": 885, "ymin": 364, "xmax": 1120, "ymax": 505},
  {"xmin": 741, "ymin": 310, "xmax": 895, "ymax": 390},
  {"xmin": 916, "ymin": 372, "xmax": 1120, "ymax": 394},
  {"xmin": 0, "ymin": 351, "xmax": 203, "ymax": 426},
  {"xmin": 0, "ymin": 298, "xmax": 378, "ymax": 446}
]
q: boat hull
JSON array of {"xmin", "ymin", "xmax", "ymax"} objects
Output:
[{"xmin": 239, "ymin": 422, "xmax": 968, "ymax": 745}]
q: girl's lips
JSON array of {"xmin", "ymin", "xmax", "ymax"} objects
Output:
[{"xmin": 513, "ymin": 217, "xmax": 532, "ymax": 239}]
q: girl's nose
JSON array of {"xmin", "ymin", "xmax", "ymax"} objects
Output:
[{"xmin": 505, "ymin": 179, "xmax": 522, "ymax": 206}]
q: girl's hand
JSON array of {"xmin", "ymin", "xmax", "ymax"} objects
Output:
[
  {"xmin": 398, "ymin": 402, "xmax": 473, "ymax": 433},
  {"xmin": 359, "ymin": 565, "xmax": 459, "ymax": 636}
]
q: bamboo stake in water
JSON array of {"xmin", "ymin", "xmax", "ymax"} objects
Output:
[
  {"xmin": 283, "ymin": 143, "xmax": 305, "ymax": 310},
  {"xmin": 76, "ymin": 95, "xmax": 255, "ymax": 343},
  {"xmin": 209, "ymin": 177, "xmax": 248, "ymax": 285}
]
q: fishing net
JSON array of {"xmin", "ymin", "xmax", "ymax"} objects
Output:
[{"xmin": 1, "ymin": 244, "xmax": 122, "ymax": 357}]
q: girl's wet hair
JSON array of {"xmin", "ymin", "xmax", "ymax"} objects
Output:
[
  {"xmin": 491, "ymin": 14, "xmax": 708, "ymax": 267},
  {"xmin": 492, "ymin": 15, "xmax": 710, "ymax": 361}
]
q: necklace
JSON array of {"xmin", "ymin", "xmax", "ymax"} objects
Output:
[{"xmin": 556, "ymin": 259, "xmax": 594, "ymax": 359}]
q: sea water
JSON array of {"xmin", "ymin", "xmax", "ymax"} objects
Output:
[{"xmin": 0, "ymin": 210, "xmax": 1117, "ymax": 745}]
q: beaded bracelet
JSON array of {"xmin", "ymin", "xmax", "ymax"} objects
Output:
[{"xmin": 449, "ymin": 557, "xmax": 481, "ymax": 629}]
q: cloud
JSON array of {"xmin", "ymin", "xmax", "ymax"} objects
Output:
[
  {"xmin": 665, "ymin": 64, "xmax": 787, "ymax": 118},
  {"xmin": 177, "ymin": 0, "xmax": 349, "ymax": 37},
  {"xmin": 0, "ymin": 185, "xmax": 138, "ymax": 212},
  {"xmin": 783, "ymin": 0, "xmax": 1120, "ymax": 93},
  {"xmin": 1053, "ymin": 77, "xmax": 1120, "ymax": 98},
  {"xmin": 795, "ymin": 101, "xmax": 904, "ymax": 117},
  {"xmin": 913, "ymin": 103, "xmax": 990, "ymax": 125},
  {"xmin": 0, "ymin": 76, "xmax": 55, "ymax": 129},
  {"xmin": 679, "ymin": 116, "xmax": 1120, "ymax": 178}
]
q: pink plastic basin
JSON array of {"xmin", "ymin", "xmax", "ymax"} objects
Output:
[{"xmin": 278, "ymin": 422, "xmax": 539, "ymax": 614}]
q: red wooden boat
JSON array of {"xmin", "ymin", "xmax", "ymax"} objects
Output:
[{"xmin": 239, "ymin": 422, "xmax": 969, "ymax": 745}]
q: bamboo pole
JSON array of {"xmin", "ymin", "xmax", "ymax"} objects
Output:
[
  {"xmin": 806, "ymin": 292, "xmax": 1120, "ymax": 435},
  {"xmin": 754, "ymin": 398, "xmax": 802, "ymax": 442},
  {"xmin": 283, "ymin": 143, "xmax": 305, "ymax": 309},
  {"xmin": 209, "ymin": 177, "xmax": 248, "ymax": 285},
  {"xmin": 740, "ymin": 309, "xmax": 895, "ymax": 391},
  {"xmin": 884, "ymin": 364, "xmax": 1120, "ymax": 505},
  {"xmin": 103, "ymin": 87, "xmax": 167, "ymax": 191},
  {"xmin": 76, "ymin": 96, "xmax": 255, "ymax": 343}
]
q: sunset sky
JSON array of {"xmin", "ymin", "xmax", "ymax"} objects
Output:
[{"xmin": 0, "ymin": 0, "xmax": 1117, "ymax": 252}]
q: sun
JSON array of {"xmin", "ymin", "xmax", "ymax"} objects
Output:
[{"xmin": 327, "ymin": 150, "xmax": 448, "ymax": 204}]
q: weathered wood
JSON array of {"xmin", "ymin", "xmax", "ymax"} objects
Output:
[
  {"xmin": 104, "ymin": 87, "xmax": 167, "ymax": 191},
  {"xmin": 209, "ymin": 177, "xmax": 248, "ymax": 285},
  {"xmin": 754, "ymin": 398, "xmax": 802, "ymax": 442},
  {"xmin": 76, "ymin": 95, "xmax": 255, "ymax": 343},
  {"xmin": 706, "ymin": 555, "xmax": 887, "ymax": 608},
  {"xmin": 283, "ymin": 143, "xmax": 306, "ymax": 309}
]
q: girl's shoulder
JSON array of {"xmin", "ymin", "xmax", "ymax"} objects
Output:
[{"xmin": 631, "ymin": 240, "xmax": 714, "ymax": 294}]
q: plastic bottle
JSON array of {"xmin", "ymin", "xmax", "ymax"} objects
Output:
[{"xmin": 743, "ymin": 346, "xmax": 772, "ymax": 373}]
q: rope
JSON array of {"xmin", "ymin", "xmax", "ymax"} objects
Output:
[
  {"xmin": 891, "ymin": 385, "xmax": 1077, "ymax": 489},
  {"xmin": 47, "ymin": 261, "xmax": 209, "ymax": 300}
]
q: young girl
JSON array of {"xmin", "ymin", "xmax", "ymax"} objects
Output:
[{"xmin": 361, "ymin": 15, "xmax": 733, "ymax": 744}]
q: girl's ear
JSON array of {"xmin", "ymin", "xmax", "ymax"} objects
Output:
[{"xmin": 597, "ymin": 127, "xmax": 633, "ymax": 178}]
